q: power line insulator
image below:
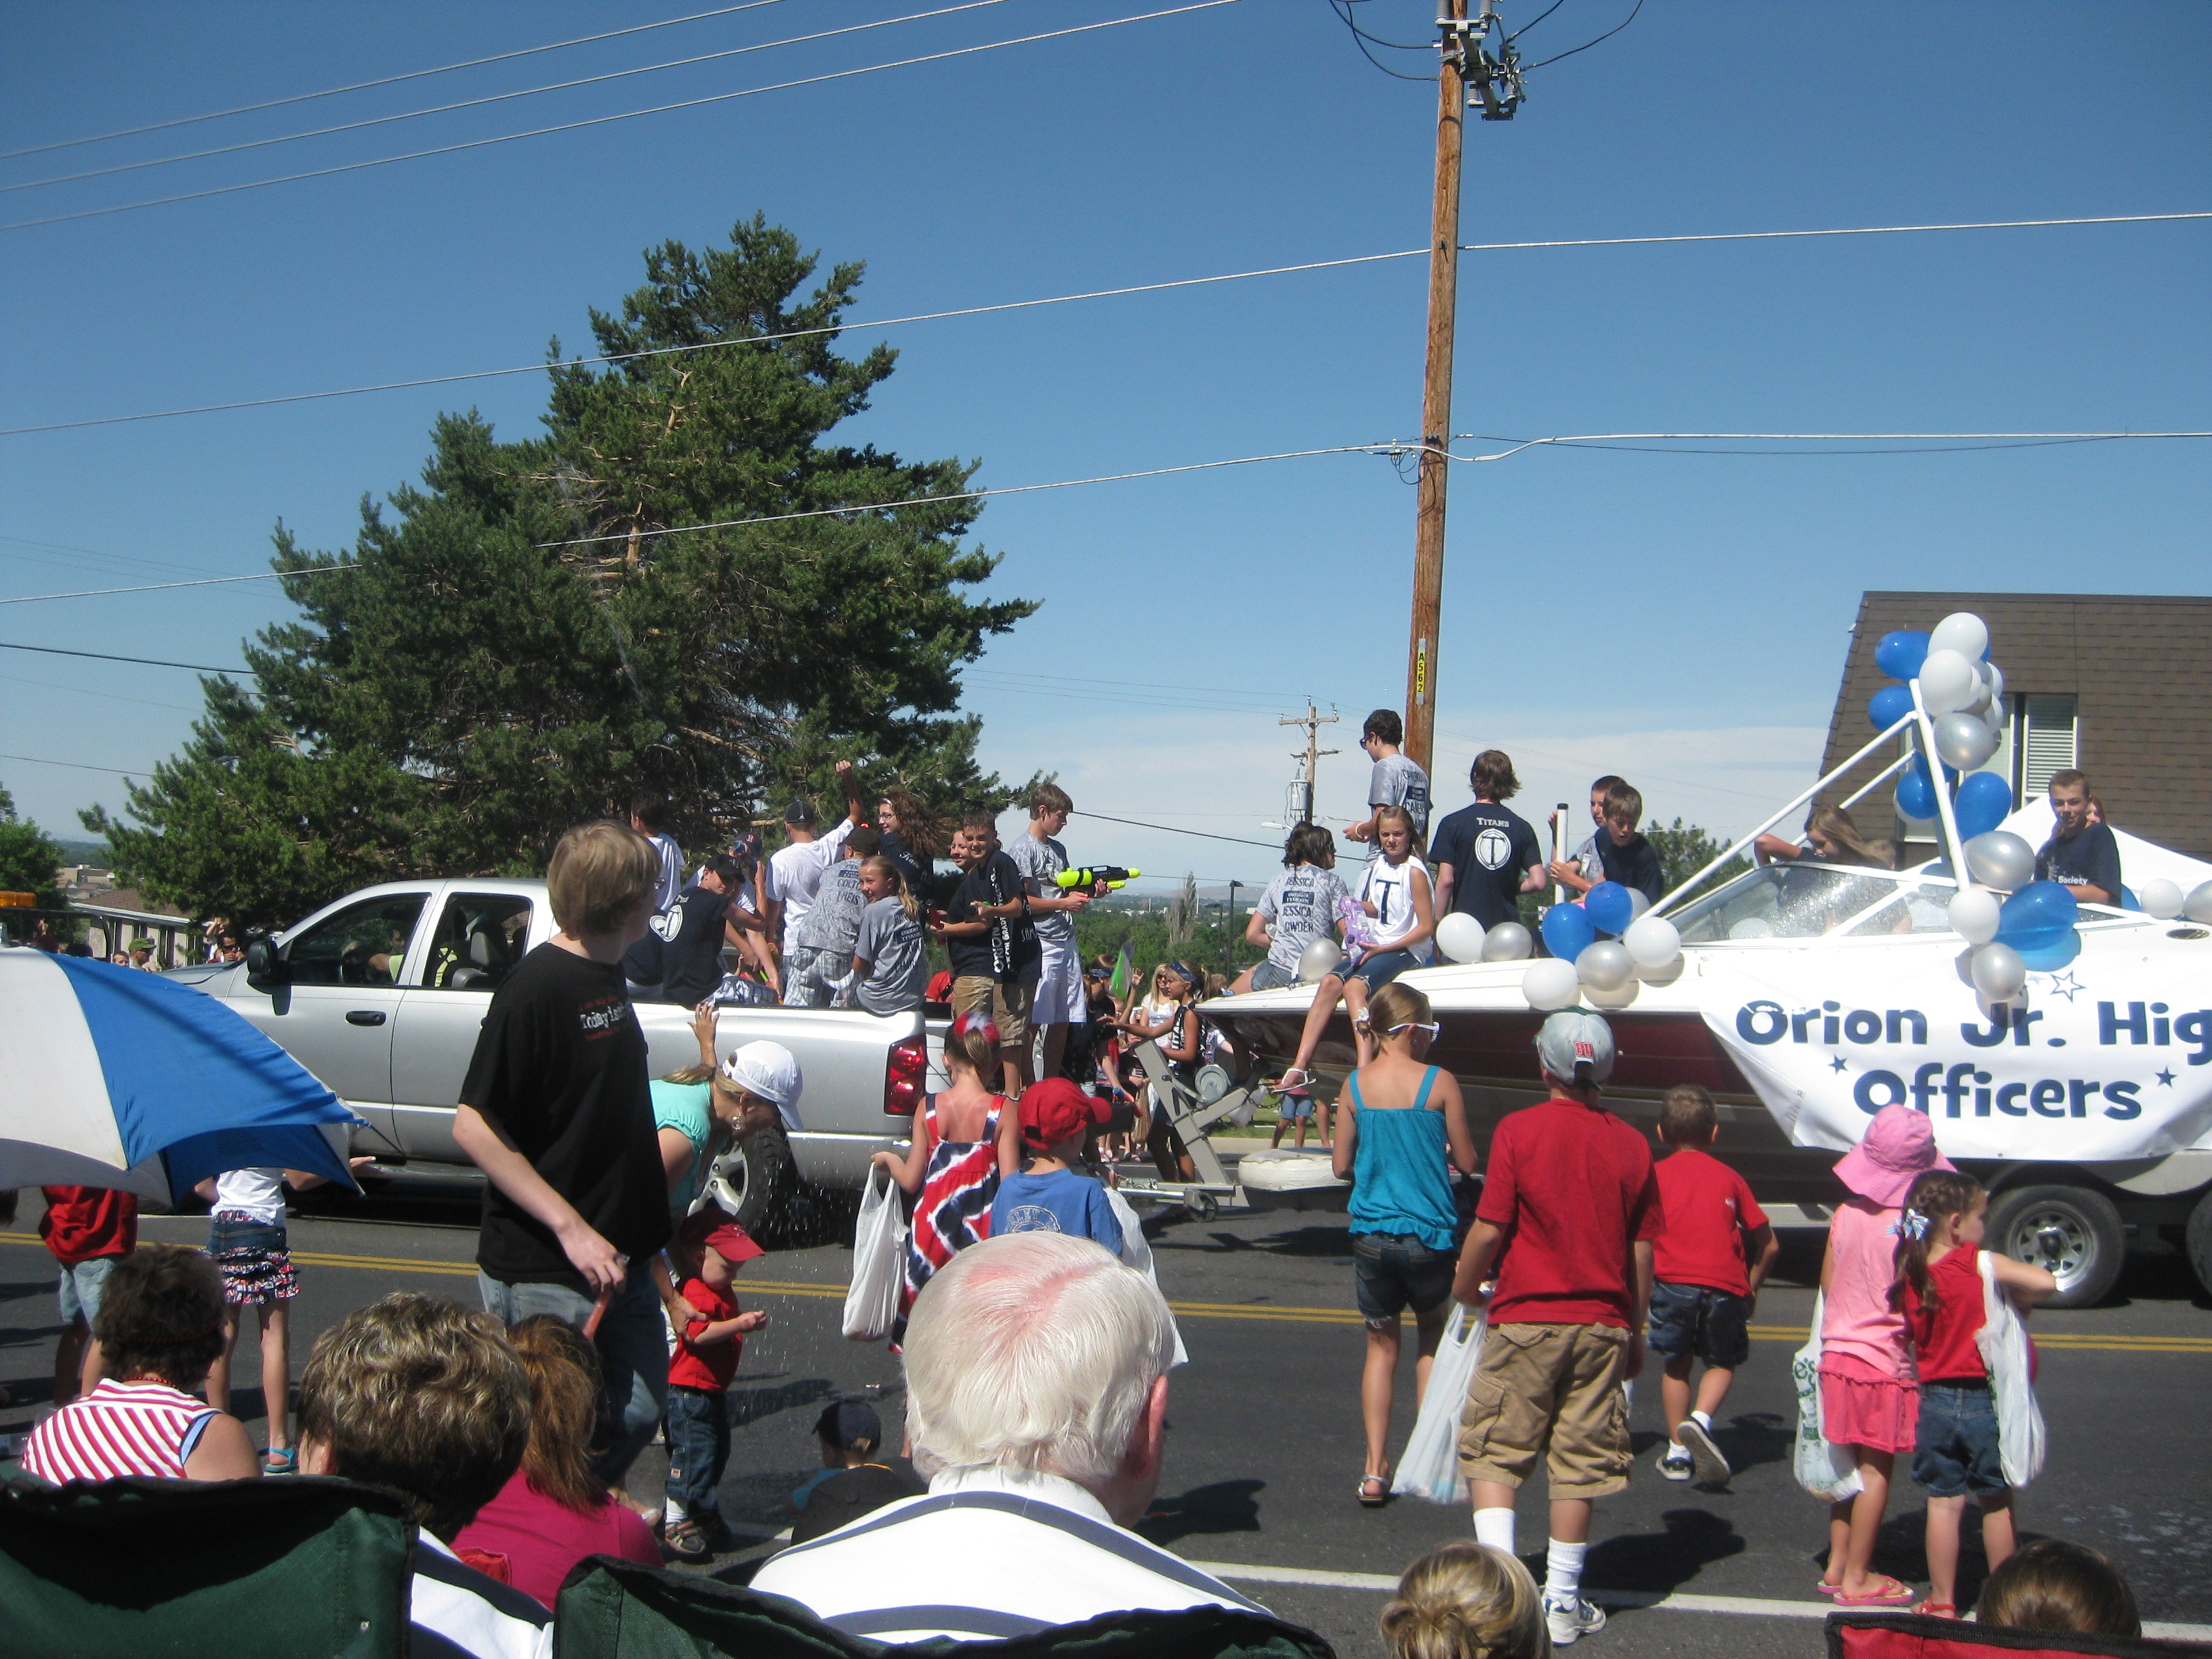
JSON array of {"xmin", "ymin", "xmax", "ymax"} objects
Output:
[{"xmin": 1438, "ymin": 1, "xmax": 1525, "ymax": 119}]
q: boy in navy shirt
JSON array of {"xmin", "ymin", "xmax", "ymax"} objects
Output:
[{"xmin": 989, "ymin": 1079, "xmax": 1120, "ymax": 1254}]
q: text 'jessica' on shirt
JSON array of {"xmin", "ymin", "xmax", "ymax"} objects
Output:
[
  {"xmin": 1256, "ymin": 865, "xmax": 1351, "ymax": 979},
  {"xmin": 854, "ymin": 896, "xmax": 928, "ymax": 1015},
  {"xmin": 1368, "ymin": 753, "xmax": 1431, "ymax": 843},
  {"xmin": 1476, "ymin": 1096, "xmax": 1661, "ymax": 1329},
  {"xmin": 1651, "ymin": 1145, "xmax": 1767, "ymax": 1298},
  {"xmin": 1004, "ymin": 831, "xmax": 1076, "ymax": 949},
  {"xmin": 461, "ymin": 943, "xmax": 671, "ymax": 1289},
  {"xmin": 1430, "ymin": 802, "xmax": 1543, "ymax": 930}
]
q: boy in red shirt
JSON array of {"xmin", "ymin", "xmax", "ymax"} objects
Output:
[
  {"xmin": 1451, "ymin": 1011, "xmax": 1660, "ymax": 1648},
  {"xmin": 1647, "ymin": 1084, "xmax": 1779, "ymax": 1488},
  {"xmin": 38, "ymin": 1186, "xmax": 138, "ymax": 1404},
  {"xmin": 663, "ymin": 1218, "xmax": 769, "ymax": 1562}
]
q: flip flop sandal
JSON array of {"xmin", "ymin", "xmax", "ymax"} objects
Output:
[
  {"xmin": 1914, "ymin": 1602, "xmax": 1959, "ymax": 1619},
  {"xmin": 262, "ymin": 1447, "xmax": 297, "ymax": 1475},
  {"xmin": 1277, "ymin": 1069, "xmax": 1313, "ymax": 1094},
  {"xmin": 1835, "ymin": 1576, "xmax": 1917, "ymax": 1607},
  {"xmin": 1815, "ymin": 1583, "xmax": 1846, "ymax": 1599},
  {"xmin": 1357, "ymin": 1474, "xmax": 1391, "ymax": 1507}
]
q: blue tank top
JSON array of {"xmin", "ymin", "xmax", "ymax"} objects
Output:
[{"xmin": 1347, "ymin": 1066, "xmax": 1458, "ymax": 1252}]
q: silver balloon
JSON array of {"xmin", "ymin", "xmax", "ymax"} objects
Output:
[
  {"xmin": 2137, "ymin": 878, "xmax": 2184, "ymax": 921},
  {"xmin": 1576, "ymin": 940, "xmax": 1635, "ymax": 991},
  {"xmin": 1964, "ymin": 831, "xmax": 2035, "ymax": 890},
  {"xmin": 1635, "ymin": 953, "xmax": 1685, "ymax": 986},
  {"xmin": 1982, "ymin": 661, "xmax": 2005, "ymax": 707},
  {"xmin": 1969, "ymin": 941, "xmax": 2027, "ymax": 1001},
  {"xmin": 1626, "ymin": 887, "xmax": 1652, "ymax": 921},
  {"xmin": 1296, "ymin": 937, "xmax": 1344, "ymax": 985},
  {"xmin": 1585, "ymin": 976, "xmax": 1639, "ymax": 1010},
  {"xmin": 1933, "ymin": 712, "xmax": 1999, "ymax": 771},
  {"xmin": 2186, "ymin": 881, "xmax": 2212, "ymax": 926},
  {"xmin": 1481, "ymin": 920, "xmax": 1534, "ymax": 962},
  {"xmin": 1521, "ymin": 958, "xmax": 1580, "ymax": 1011}
]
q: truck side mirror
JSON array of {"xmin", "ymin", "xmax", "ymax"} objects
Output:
[{"xmin": 244, "ymin": 937, "xmax": 289, "ymax": 986}]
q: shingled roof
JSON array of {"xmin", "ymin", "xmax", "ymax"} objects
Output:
[{"xmin": 1819, "ymin": 592, "xmax": 2212, "ymax": 861}]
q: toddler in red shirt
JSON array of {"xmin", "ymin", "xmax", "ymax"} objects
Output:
[
  {"xmin": 1647, "ymin": 1085, "xmax": 1778, "ymax": 1488},
  {"xmin": 39, "ymin": 1185, "xmax": 138, "ymax": 1405},
  {"xmin": 663, "ymin": 1218, "xmax": 769, "ymax": 1561}
]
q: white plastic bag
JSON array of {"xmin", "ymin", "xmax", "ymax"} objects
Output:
[
  {"xmin": 1391, "ymin": 1301, "xmax": 1486, "ymax": 1504},
  {"xmin": 1791, "ymin": 1293, "xmax": 1865, "ymax": 1502},
  {"xmin": 842, "ymin": 1166, "xmax": 905, "ymax": 1342},
  {"xmin": 1976, "ymin": 1252, "xmax": 2046, "ymax": 1488},
  {"xmin": 1105, "ymin": 1187, "xmax": 1188, "ymax": 1367}
]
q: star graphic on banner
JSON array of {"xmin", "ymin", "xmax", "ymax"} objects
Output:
[
  {"xmin": 2156, "ymin": 1069, "xmax": 2176, "ymax": 1088},
  {"xmin": 2041, "ymin": 971, "xmax": 2083, "ymax": 1004},
  {"xmin": 1830, "ymin": 1056, "xmax": 1849, "ymax": 1073}
]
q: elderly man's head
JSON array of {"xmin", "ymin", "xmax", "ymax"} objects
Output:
[{"xmin": 903, "ymin": 1233, "xmax": 1176, "ymax": 1525}]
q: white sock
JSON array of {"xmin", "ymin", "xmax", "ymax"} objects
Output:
[
  {"xmin": 1690, "ymin": 1409, "xmax": 1713, "ymax": 1433},
  {"xmin": 1473, "ymin": 1507, "xmax": 1517, "ymax": 1555},
  {"xmin": 664, "ymin": 1496, "xmax": 687, "ymax": 1523},
  {"xmin": 1545, "ymin": 1538, "xmax": 1588, "ymax": 1605}
]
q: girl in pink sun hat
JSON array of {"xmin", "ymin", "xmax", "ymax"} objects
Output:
[{"xmin": 1816, "ymin": 1105, "xmax": 1957, "ymax": 1606}]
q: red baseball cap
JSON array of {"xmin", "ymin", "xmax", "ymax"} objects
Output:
[
  {"xmin": 1019, "ymin": 1078, "xmax": 1110, "ymax": 1151},
  {"xmin": 701, "ymin": 1221, "xmax": 765, "ymax": 1264}
]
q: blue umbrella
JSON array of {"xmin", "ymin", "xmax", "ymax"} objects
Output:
[{"xmin": 0, "ymin": 949, "xmax": 363, "ymax": 1206}]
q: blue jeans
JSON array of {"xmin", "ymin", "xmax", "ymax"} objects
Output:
[
  {"xmin": 664, "ymin": 1385, "xmax": 730, "ymax": 1519},
  {"xmin": 477, "ymin": 1269, "xmax": 668, "ymax": 1483}
]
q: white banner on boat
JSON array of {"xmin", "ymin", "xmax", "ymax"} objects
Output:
[{"xmin": 1698, "ymin": 949, "xmax": 2212, "ymax": 1162}]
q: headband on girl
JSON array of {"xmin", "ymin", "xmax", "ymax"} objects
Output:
[{"xmin": 953, "ymin": 1010, "xmax": 1000, "ymax": 1049}]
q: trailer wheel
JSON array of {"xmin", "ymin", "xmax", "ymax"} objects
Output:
[
  {"xmin": 2186, "ymin": 1189, "xmax": 2212, "ymax": 1301},
  {"xmin": 1986, "ymin": 1183, "xmax": 2124, "ymax": 1308}
]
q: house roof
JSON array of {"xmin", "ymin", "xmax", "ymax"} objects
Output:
[{"xmin": 1820, "ymin": 592, "xmax": 2212, "ymax": 860}]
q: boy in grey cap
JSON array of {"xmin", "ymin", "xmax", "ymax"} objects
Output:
[{"xmin": 1450, "ymin": 1010, "xmax": 1661, "ymax": 1647}]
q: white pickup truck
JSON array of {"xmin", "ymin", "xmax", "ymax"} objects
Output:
[{"xmin": 167, "ymin": 877, "xmax": 931, "ymax": 1236}]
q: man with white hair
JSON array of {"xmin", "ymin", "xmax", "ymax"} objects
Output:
[{"xmin": 751, "ymin": 1233, "xmax": 1269, "ymax": 1642}]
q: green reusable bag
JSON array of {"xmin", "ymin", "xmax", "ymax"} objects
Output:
[{"xmin": 0, "ymin": 1473, "xmax": 415, "ymax": 1659}]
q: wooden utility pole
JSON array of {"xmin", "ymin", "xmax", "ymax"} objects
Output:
[
  {"xmin": 1404, "ymin": 0, "xmax": 1470, "ymax": 777},
  {"xmin": 1281, "ymin": 703, "xmax": 1340, "ymax": 824}
]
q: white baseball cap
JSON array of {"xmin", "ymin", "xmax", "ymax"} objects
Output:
[
  {"xmin": 719, "ymin": 1040, "xmax": 804, "ymax": 1130},
  {"xmin": 1535, "ymin": 1010, "xmax": 1615, "ymax": 1086}
]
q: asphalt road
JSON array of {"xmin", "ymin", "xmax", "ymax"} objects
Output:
[{"xmin": 6, "ymin": 1185, "xmax": 2210, "ymax": 1658}]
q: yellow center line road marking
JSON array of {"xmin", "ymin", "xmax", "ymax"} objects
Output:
[{"xmin": 6, "ymin": 1236, "xmax": 2211, "ymax": 1350}]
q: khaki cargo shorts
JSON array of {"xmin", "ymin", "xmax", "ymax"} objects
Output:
[
  {"xmin": 1456, "ymin": 1321, "xmax": 1633, "ymax": 1499},
  {"xmin": 949, "ymin": 976, "xmax": 1033, "ymax": 1050}
]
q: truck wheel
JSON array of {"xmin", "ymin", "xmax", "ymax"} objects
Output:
[
  {"xmin": 2186, "ymin": 1189, "xmax": 2212, "ymax": 1300},
  {"xmin": 722, "ymin": 1128, "xmax": 797, "ymax": 1243},
  {"xmin": 1986, "ymin": 1183, "xmax": 2125, "ymax": 1308}
]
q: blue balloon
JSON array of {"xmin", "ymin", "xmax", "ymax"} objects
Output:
[
  {"xmin": 2015, "ymin": 930, "xmax": 2081, "ymax": 972},
  {"xmin": 1875, "ymin": 630, "xmax": 1931, "ymax": 680},
  {"xmin": 1540, "ymin": 903, "xmax": 1597, "ymax": 964},
  {"xmin": 1998, "ymin": 881, "xmax": 2078, "ymax": 945},
  {"xmin": 1868, "ymin": 684, "xmax": 1915, "ymax": 731},
  {"xmin": 2120, "ymin": 886, "xmax": 2140, "ymax": 912},
  {"xmin": 1584, "ymin": 881, "xmax": 1634, "ymax": 936},
  {"xmin": 1896, "ymin": 764, "xmax": 1938, "ymax": 821},
  {"xmin": 1952, "ymin": 771, "xmax": 2014, "ymax": 840}
]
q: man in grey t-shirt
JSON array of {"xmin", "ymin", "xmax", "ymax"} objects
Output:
[
  {"xmin": 1343, "ymin": 708, "xmax": 1429, "ymax": 855},
  {"xmin": 787, "ymin": 827, "xmax": 878, "ymax": 1007}
]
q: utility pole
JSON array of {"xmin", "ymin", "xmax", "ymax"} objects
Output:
[
  {"xmin": 1280, "ymin": 703, "xmax": 1340, "ymax": 825},
  {"xmin": 1404, "ymin": 0, "xmax": 1472, "ymax": 778}
]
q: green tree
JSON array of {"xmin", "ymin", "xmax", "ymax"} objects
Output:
[
  {"xmin": 0, "ymin": 783, "xmax": 68, "ymax": 912},
  {"xmin": 92, "ymin": 217, "xmax": 1036, "ymax": 930},
  {"xmin": 1643, "ymin": 816, "xmax": 1746, "ymax": 905}
]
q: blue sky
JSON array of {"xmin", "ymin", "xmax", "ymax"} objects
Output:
[{"xmin": 2, "ymin": 0, "xmax": 2206, "ymax": 897}]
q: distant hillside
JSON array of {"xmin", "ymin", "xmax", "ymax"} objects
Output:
[{"xmin": 54, "ymin": 838, "xmax": 112, "ymax": 865}]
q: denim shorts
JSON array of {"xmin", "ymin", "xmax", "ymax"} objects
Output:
[
  {"xmin": 1912, "ymin": 1380, "xmax": 2007, "ymax": 1497},
  {"xmin": 1646, "ymin": 1280, "xmax": 1750, "ymax": 1369},
  {"xmin": 57, "ymin": 1256, "xmax": 117, "ymax": 1327},
  {"xmin": 1249, "ymin": 959, "xmax": 1297, "ymax": 992},
  {"xmin": 1352, "ymin": 1231, "xmax": 1455, "ymax": 1324},
  {"xmin": 1349, "ymin": 948, "xmax": 1422, "ymax": 993}
]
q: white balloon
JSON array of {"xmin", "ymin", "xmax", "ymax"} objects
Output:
[
  {"xmin": 1296, "ymin": 937, "xmax": 1343, "ymax": 985},
  {"xmin": 1970, "ymin": 941, "xmax": 2027, "ymax": 1000},
  {"xmin": 1964, "ymin": 830, "xmax": 2036, "ymax": 890},
  {"xmin": 1622, "ymin": 914, "xmax": 1681, "ymax": 968},
  {"xmin": 1933, "ymin": 712, "xmax": 1999, "ymax": 771},
  {"xmin": 1917, "ymin": 648, "xmax": 1980, "ymax": 714},
  {"xmin": 1577, "ymin": 940, "xmax": 1635, "ymax": 991},
  {"xmin": 1435, "ymin": 912, "xmax": 1486, "ymax": 964},
  {"xmin": 1728, "ymin": 916, "xmax": 1774, "ymax": 940},
  {"xmin": 1481, "ymin": 920, "xmax": 1534, "ymax": 962},
  {"xmin": 1586, "ymin": 977, "xmax": 1640, "ymax": 1010},
  {"xmin": 2186, "ymin": 881, "xmax": 2212, "ymax": 926},
  {"xmin": 1948, "ymin": 887, "xmax": 2002, "ymax": 945},
  {"xmin": 1929, "ymin": 611, "xmax": 1990, "ymax": 663},
  {"xmin": 2137, "ymin": 878, "xmax": 2184, "ymax": 921},
  {"xmin": 1522, "ymin": 958, "xmax": 1581, "ymax": 1011},
  {"xmin": 1982, "ymin": 661, "xmax": 2005, "ymax": 707},
  {"xmin": 1626, "ymin": 887, "xmax": 1652, "ymax": 920}
]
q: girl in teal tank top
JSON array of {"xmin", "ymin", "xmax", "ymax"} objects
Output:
[{"xmin": 1334, "ymin": 983, "xmax": 1479, "ymax": 1504}]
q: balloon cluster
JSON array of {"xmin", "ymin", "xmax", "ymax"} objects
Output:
[
  {"xmin": 1870, "ymin": 612, "xmax": 2014, "ymax": 840},
  {"xmin": 1432, "ymin": 876, "xmax": 1685, "ymax": 1012},
  {"xmin": 2138, "ymin": 878, "xmax": 2212, "ymax": 926}
]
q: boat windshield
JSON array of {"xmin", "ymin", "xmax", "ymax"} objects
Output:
[{"xmin": 1668, "ymin": 863, "xmax": 1933, "ymax": 943}]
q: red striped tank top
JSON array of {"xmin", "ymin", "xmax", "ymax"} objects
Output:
[{"xmin": 23, "ymin": 1378, "xmax": 220, "ymax": 1482}]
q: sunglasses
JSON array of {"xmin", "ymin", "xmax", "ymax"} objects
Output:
[{"xmin": 1386, "ymin": 1021, "xmax": 1442, "ymax": 1037}]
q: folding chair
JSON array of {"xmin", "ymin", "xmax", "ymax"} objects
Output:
[{"xmin": 1828, "ymin": 1611, "xmax": 2205, "ymax": 1659}]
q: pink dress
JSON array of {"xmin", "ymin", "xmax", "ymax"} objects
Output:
[
  {"xmin": 893, "ymin": 1096, "xmax": 1004, "ymax": 1348},
  {"xmin": 1819, "ymin": 1196, "xmax": 1919, "ymax": 1454},
  {"xmin": 453, "ymin": 1468, "xmax": 659, "ymax": 1610}
]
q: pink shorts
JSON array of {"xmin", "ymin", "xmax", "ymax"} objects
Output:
[{"xmin": 1819, "ymin": 1353, "xmax": 1919, "ymax": 1455}]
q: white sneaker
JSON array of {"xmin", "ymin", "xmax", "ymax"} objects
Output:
[
  {"xmin": 1547, "ymin": 1596, "xmax": 1607, "ymax": 1645},
  {"xmin": 1657, "ymin": 1446, "xmax": 1693, "ymax": 1481},
  {"xmin": 1677, "ymin": 1416, "xmax": 1732, "ymax": 1487}
]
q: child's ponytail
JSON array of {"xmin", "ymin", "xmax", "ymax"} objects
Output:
[
  {"xmin": 1889, "ymin": 1169, "xmax": 1984, "ymax": 1313},
  {"xmin": 860, "ymin": 855, "xmax": 919, "ymax": 923}
]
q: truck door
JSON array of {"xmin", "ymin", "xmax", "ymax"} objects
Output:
[{"xmin": 390, "ymin": 891, "xmax": 536, "ymax": 1165}]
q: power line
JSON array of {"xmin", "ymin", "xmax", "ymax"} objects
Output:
[
  {"xmin": 0, "ymin": 1, "xmax": 1243, "ymax": 234},
  {"xmin": 0, "ymin": 640, "xmax": 258, "ymax": 674},
  {"xmin": 0, "ymin": 1, "xmax": 798, "ymax": 162},
  {"xmin": 1072, "ymin": 809, "xmax": 1284, "ymax": 849},
  {"xmin": 0, "ymin": 752, "xmax": 155, "ymax": 777},
  {"xmin": 0, "ymin": 668, "xmax": 200, "ymax": 714},
  {"xmin": 1446, "ymin": 430, "xmax": 2212, "ymax": 462},
  {"xmin": 9, "ymin": 208, "xmax": 2200, "ymax": 438},
  {"xmin": 1520, "ymin": 0, "xmax": 1643, "ymax": 70},
  {"xmin": 0, "ymin": 565, "xmax": 355, "ymax": 608},
  {"xmin": 2, "ymin": 0, "xmax": 1025, "ymax": 197}
]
